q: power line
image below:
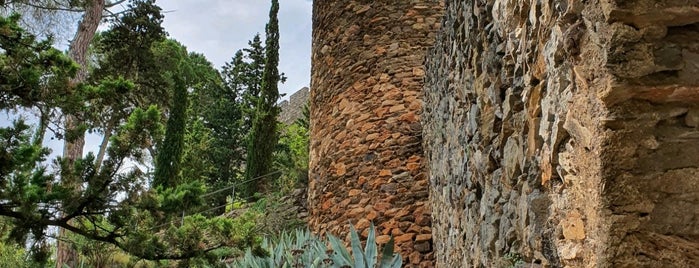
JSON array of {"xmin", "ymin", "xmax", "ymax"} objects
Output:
[
  {"xmin": 200, "ymin": 170, "xmax": 282, "ymax": 198},
  {"xmin": 148, "ymin": 192, "xmax": 259, "ymax": 231},
  {"xmin": 148, "ymin": 170, "xmax": 283, "ymax": 230}
]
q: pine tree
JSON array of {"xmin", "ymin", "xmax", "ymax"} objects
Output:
[
  {"xmin": 244, "ymin": 0, "xmax": 281, "ymax": 196},
  {"xmin": 0, "ymin": 19, "xmax": 242, "ymax": 261},
  {"xmin": 89, "ymin": 0, "xmax": 167, "ymax": 170}
]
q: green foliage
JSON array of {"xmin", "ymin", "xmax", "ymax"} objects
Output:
[
  {"xmin": 180, "ymin": 117, "xmax": 216, "ymax": 183},
  {"xmin": 0, "ymin": 240, "xmax": 35, "ymax": 268},
  {"xmin": 251, "ymin": 193, "xmax": 305, "ymax": 237},
  {"xmin": 0, "ymin": 13, "xmax": 77, "ymax": 110},
  {"xmin": 67, "ymin": 219, "xmax": 121, "ymax": 268},
  {"xmin": 0, "ymin": 4, "xmax": 304, "ymax": 266},
  {"xmin": 0, "ymin": 99, "xmax": 246, "ymax": 263},
  {"xmin": 274, "ymin": 104, "xmax": 310, "ymax": 193},
  {"xmin": 231, "ymin": 223, "xmax": 402, "ymax": 268},
  {"xmin": 109, "ymin": 105, "xmax": 164, "ymax": 160},
  {"xmin": 325, "ymin": 223, "xmax": 401, "ymax": 268},
  {"xmin": 210, "ymin": 34, "xmax": 270, "ymax": 203},
  {"xmin": 503, "ymin": 252, "xmax": 525, "ymax": 268},
  {"xmin": 157, "ymin": 180, "xmax": 206, "ymax": 213},
  {"xmin": 244, "ymin": 0, "xmax": 283, "ymax": 196},
  {"xmin": 92, "ymin": 0, "xmax": 168, "ymax": 109},
  {"xmin": 152, "ymin": 39, "xmax": 192, "ymax": 188}
]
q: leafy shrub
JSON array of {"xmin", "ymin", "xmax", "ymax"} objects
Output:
[
  {"xmin": 274, "ymin": 104, "xmax": 310, "ymax": 194},
  {"xmin": 230, "ymin": 223, "xmax": 402, "ymax": 268},
  {"xmin": 0, "ymin": 241, "xmax": 32, "ymax": 268}
]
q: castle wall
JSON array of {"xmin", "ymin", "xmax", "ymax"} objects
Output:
[
  {"xmin": 279, "ymin": 87, "xmax": 309, "ymax": 125},
  {"xmin": 308, "ymin": 1, "xmax": 443, "ymax": 267},
  {"xmin": 423, "ymin": 0, "xmax": 699, "ymax": 267}
]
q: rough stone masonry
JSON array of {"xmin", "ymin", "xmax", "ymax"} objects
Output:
[
  {"xmin": 308, "ymin": 1, "xmax": 443, "ymax": 267},
  {"xmin": 423, "ymin": 0, "xmax": 699, "ymax": 267}
]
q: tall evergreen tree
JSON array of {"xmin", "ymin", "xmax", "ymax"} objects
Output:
[
  {"xmin": 244, "ymin": 0, "xmax": 281, "ymax": 196},
  {"xmin": 240, "ymin": 34, "xmax": 266, "ymax": 129},
  {"xmin": 180, "ymin": 52, "xmax": 221, "ymax": 189},
  {"xmin": 153, "ymin": 40, "xmax": 192, "ymax": 188}
]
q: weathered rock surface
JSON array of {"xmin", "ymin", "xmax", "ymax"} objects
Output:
[
  {"xmin": 308, "ymin": 1, "xmax": 443, "ymax": 267},
  {"xmin": 423, "ymin": 0, "xmax": 699, "ymax": 267}
]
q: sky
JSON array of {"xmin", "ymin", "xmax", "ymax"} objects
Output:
[{"xmin": 157, "ymin": 0, "xmax": 312, "ymax": 99}]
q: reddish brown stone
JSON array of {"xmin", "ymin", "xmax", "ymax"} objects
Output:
[
  {"xmin": 347, "ymin": 207, "xmax": 365, "ymax": 217},
  {"xmin": 395, "ymin": 233, "xmax": 415, "ymax": 243},
  {"xmin": 322, "ymin": 199, "xmax": 334, "ymax": 210},
  {"xmin": 415, "ymin": 234, "xmax": 432, "ymax": 242},
  {"xmin": 373, "ymin": 202, "xmax": 392, "ymax": 212},
  {"xmin": 376, "ymin": 235, "xmax": 391, "ymax": 244},
  {"xmin": 366, "ymin": 209, "xmax": 379, "ymax": 221},
  {"xmin": 334, "ymin": 163, "xmax": 346, "ymax": 176},
  {"xmin": 357, "ymin": 176, "xmax": 368, "ymax": 186},
  {"xmin": 399, "ymin": 111, "xmax": 419, "ymax": 123},
  {"xmin": 348, "ymin": 189, "xmax": 362, "ymax": 197},
  {"xmin": 406, "ymin": 162, "xmax": 421, "ymax": 171},
  {"xmin": 356, "ymin": 218, "xmax": 370, "ymax": 231},
  {"xmin": 410, "ymin": 251, "xmax": 422, "ymax": 264}
]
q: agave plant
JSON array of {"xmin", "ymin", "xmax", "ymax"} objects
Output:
[
  {"xmin": 327, "ymin": 223, "xmax": 402, "ymax": 268},
  {"xmin": 230, "ymin": 223, "xmax": 402, "ymax": 268}
]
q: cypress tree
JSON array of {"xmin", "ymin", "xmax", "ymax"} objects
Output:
[
  {"xmin": 153, "ymin": 42, "xmax": 191, "ymax": 188},
  {"xmin": 244, "ymin": 0, "xmax": 281, "ymax": 196}
]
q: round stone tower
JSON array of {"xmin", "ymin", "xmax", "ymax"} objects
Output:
[{"xmin": 308, "ymin": 1, "xmax": 443, "ymax": 266}]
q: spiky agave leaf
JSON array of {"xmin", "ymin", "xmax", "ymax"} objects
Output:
[
  {"xmin": 327, "ymin": 234, "xmax": 352, "ymax": 267},
  {"xmin": 365, "ymin": 222, "xmax": 378, "ymax": 268},
  {"xmin": 379, "ymin": 234, "xmax": 396, "ymax": 268},
  {"xmin": 349, "ymin": 224, "xmax": 367, "ymax": 268}
]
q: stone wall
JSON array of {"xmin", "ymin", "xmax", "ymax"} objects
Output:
[
  {"xmin": 308, "ymin": 1, "xmax": 443, "ymax": 267},
  {"xmin": 279, "ymin": 87, "xmax": 309, "ymax": 125},
  {"xmin": 423, "ymin": 0, "xmax": 699, "ymax": 267}
]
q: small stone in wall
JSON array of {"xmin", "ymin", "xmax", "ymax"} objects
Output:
[
  {"xmin": 416, "ymin": 234, "xmax": 432, "ymax": 242},
  {"xmin": 414, "ymin": 241, "xmax": 431, "ymax": 253},
  {"xmin": 396, "ymin": 233, "xmax": 416, "ymax": 243},
  {"xmin": 376, "ymin": 235, "xmax": 391, "ymax": 244},
  {"xmin": 561, "ymin": 210, "xmax": 586, "ymax": 240}
]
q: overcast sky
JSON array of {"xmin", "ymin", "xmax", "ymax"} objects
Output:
[{"xmin": 158, "ymin": 0, "xmax": 312, "ymax": 99}]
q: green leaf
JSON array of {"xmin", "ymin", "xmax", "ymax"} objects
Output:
[
  {"xmin": 390, "ymin": 254, "xmax": 403, "ymax": 268},
  {"xmin": 328, "ymin": 234, "xmax": 351, "ymax": 266},
  {"xmin": 379, "ymin": 236, "xmax": 396, "ymax": 268},
  {"xmin": 349, "ymin": 224, "xmax": 366, "ymax": 268},
  {"xmin": 365, "ymin": 222, "xmax": 377, "ymax": 268}
]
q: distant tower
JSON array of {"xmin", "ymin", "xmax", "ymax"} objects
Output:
[{"xmin": 308, "ymin": 1, "xmax": 443, "ymax": 267}]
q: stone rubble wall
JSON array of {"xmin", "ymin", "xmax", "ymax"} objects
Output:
[
  {"xmin": 423, "ymin": 0, "xmax": 699, "ymax": 267},
  {"xmin": 279, "ymin": 87, "xmax": 310, "ymax": 125},
  {"xmin": 308, "ymin": 1, "xmax": 443, "ymax": 267}
]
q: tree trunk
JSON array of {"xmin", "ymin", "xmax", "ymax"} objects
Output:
[
  {"xmin": 56, "ymin": 1, "xmax": 105, "ymax": 267},
  {"xmin": 94, "ymin": 119, "xmax": 115, "ymax": 172}
]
